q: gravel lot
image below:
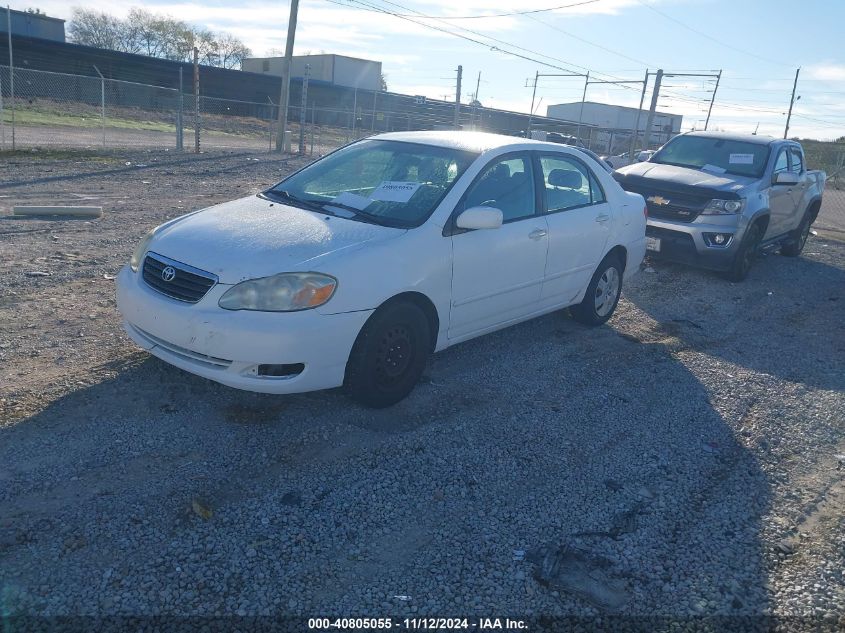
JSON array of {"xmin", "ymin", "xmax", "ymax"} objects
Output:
[{"xmin": 1, "ymin": 150, "xmax": 843, "ymax": 630}]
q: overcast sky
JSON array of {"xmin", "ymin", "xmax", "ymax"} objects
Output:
[{"xmin": 18, "ymin": 0, "xmax": 845, "ymax": 140}]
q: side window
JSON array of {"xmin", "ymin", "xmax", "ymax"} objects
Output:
[
  {"xmin": 773, "ymin": 149, "xmax": 789, "ymax": 174},
  {"xmin": 464, "ymin": 156, "xmax": 535, "ymax": 222},
  {"xmin": 790, "ymin": 149, "xmax": 804, "ymax": 174},
  {"xmin": 539, "ymin": 154, "xmax": 603, "ymax": 212}
]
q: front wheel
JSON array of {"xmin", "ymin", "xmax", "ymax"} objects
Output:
[
  {"xmin": 344, "ymin": 301, "xmax": 431, "ymax": 408},
  {"xmin": 722, "ymin": 222, "xmax": 763, "ymax": 282},
  {"xmin": 570, "ymin": 255, "xmax": 624, "ymax": 326},
  {"xmin": 781, "ymin": 212, "xmax": 811, "ymax": 257}
]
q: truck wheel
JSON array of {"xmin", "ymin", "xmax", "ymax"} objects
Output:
[
  {"xmin": 722, "ymin": 222, "xmax": 763, "ymax": 282},
  {"xmin": 781, "ymin": 212, "xmax": 811, "ymax": 257},
  {"xmin": 570, "ymin": 254, "xmax": 624, "ymax": 326},
  {"xmin": 344, "ymin": 301, "xmax": 430, "ymax": 408}
]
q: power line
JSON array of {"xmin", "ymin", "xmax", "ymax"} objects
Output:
[
  {"xmin": 523, "ymin": 13, "xmax": 655, "ymax": 68},
  {"xmin": 631, "ymin": 0, "xmax": 787, "ymax": 67},
  {"xmin": 385, "ymin": 0, "xmax": 602, "ymax": 20}
]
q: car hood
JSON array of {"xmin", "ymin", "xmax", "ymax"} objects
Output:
[
  {"xmin": 148, "ymin": 195, "xmax": 405, "ymax": 284},
  {"xmin": 614, "ymin": 161, "xmax": 755, "ymax": 196}
]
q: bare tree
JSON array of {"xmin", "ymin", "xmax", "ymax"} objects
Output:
[{"xmin": 68, "ymin": 6, "xmax": 251, "ymax": 68}]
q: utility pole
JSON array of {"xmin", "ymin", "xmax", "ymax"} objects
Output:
[
  {"xmin": 704, "ymin": 69, "xmax": 722, "ymax": 131},
  {"xmin": 474, "ymin": 71, "xmax": 481, "ymax": 102},
  {"xmin": 642, "ymin": 69, "xmax": 663, "ymax": 152},
  {"xmin": 527, "ymin": 71, "xmax": 539, "ymax": 136},
  {"xmin": 454, "ymin": 65, "xmax": 462, "ymax": 130},
  {"xmin": 631, "ymin": 70, "xmax": 649, "ymax": 157},
  {"xmin": 576, "ymin": 71, "xmax": 589, "ymax": 143},
  {"xmin": 784, "ymin": 67, "xmax": 800, "ymax": 140},
  {"xmin": 275, "ymin": 0, "xmax": 300, "ymax": 152},
  {"xmin": 193, "ymin": 47, "xmax": 200, "ymax": 153}
]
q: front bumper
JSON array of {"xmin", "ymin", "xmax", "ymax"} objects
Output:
[
  {"xmin": 646, "ymin": 217, "xmax": 742, "ymax": 272},
  {"xmin": 116, "ymin": 266, "xmax": 373, "ymax": 394}
]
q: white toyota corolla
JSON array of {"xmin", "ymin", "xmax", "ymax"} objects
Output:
[{"xmin": 117, "ymin": 131, "xmax": 647, "ymax": 407}]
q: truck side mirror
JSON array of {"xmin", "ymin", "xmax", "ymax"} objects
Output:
[{"xmin": 773, "ymin": 171, "xmax": 800, "ymax": 186}]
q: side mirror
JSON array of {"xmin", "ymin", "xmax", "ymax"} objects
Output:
[
  {"xmin": 455, "ymin": 206, "xmax": 503, "ymax": 230},
  {"xmin": 773, "ymin": 171, "xmax": 800, "ymax": 186}
]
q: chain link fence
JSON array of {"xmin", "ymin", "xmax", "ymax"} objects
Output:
[{"xmin": 1, "ymin": 64, "xmax": 674, "ymax": 156}]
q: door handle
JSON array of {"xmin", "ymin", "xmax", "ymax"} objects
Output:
[
  {"xmin": 595, "ymin": 214, "xmax": 611, "ymax": 223},
  {"xmin": 528, "ymin": 229, "xmax": 547, "ymax": 240}
]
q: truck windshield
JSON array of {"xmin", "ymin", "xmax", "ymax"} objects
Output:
[{"xmin": 651, "ymin": 136, "xmax": 770, "ymax": 178}]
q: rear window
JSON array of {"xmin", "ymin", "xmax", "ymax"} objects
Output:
[{"xmin": 652, "ymin": 136, "xmax": 770, "ymax": 178}]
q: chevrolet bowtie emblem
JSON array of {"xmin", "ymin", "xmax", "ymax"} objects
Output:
[{"xmin": 647, "ymin": 195, "xmax": 670, "ymax": 206}]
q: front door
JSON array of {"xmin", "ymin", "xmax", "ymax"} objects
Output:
[{"xmin": 449, "ymin": 154, "xmax": 548, "ymax": 340}]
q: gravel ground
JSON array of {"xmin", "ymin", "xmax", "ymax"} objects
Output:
[{"xmin": 0, "ymin": 150, "xmax": 843, "ymax": 631}]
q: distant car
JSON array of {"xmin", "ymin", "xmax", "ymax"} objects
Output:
[
  {"xmin": 603, "ymin": 149, "xmax": 654, "ymax": 170},
  {"xmin": 117, "ymin": 131, "xmax": 647, "ymax": 407},
  {"xmin": 569, "ymin": 146, "xmax": 614, "ymax": 173},
  {"xmin": 614, "ymin": 131, "xmax": 826, "ymax": 281}
]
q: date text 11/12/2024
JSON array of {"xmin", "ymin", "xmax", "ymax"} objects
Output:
[{"xmin": 307, "ymin": 617, "xmax": 528, "ymax": 630}]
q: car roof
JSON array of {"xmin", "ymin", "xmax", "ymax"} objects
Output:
[
  {"xmin": 371, "ymin": 130, "xmax": 559, "ymax": 153},
  {"xmin": 679, "ymin": 130, "xmax": 778, "ymax": 146}
]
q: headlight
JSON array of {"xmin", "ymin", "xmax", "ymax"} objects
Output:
[
  {"xmin": 702, "ymin": 199, "xmax": 744, "ymax": 215},
  {"xmin": 130, "ymin": 227, "xmax": 158, "ymax": 272},
  {"xmin": 218, "ymin": 272, "xmax": 337, "ymax": 312}
]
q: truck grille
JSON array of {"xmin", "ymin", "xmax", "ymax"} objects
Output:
[
  {"xmin": 625, "ymin": 186, "xmax": 710, "ymax": 223},
  {"xmin": 142, "ymin": 252, "xmax": 217, "ymax": 303}
]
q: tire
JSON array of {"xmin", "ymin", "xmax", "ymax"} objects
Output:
[
  {"xmin": 781, "ymin": 211, "xmax": 811, "ymax": 257},
  {"xmin": 344, "ymin": 301, "xmax": 431, "ymax": 408},
  {"xmin": 570, "ymin": 254, "xmax": 624, "ymax": 326},
  {"xmin": 722, "ymin": 221, "xmax": 763, "ymax": 282}
]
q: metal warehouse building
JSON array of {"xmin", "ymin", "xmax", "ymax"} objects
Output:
[
  {"xmin": 547, "ymin": 101, "xmax": 683, "ymax": 136},
  {"xmin": 0, "ymin": 8, "xmax": 65, "ymax": 42},
  {"xmin": 242, "ymin": 54, "xmax": 383, "ymax": 92}
]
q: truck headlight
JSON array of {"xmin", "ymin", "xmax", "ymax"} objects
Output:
[
  {"xmin": 129, "ymin": 228, "xmax": 158, "ymax": 272},
  {"xmin": 218, "ymin": 273, "xmax": 337, "ymax": 312},
  {"xmin": 702, "ymin": 199, "xmax": 744, "ymax": 215}
]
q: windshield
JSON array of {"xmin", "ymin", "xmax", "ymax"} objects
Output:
[
  {"xmin": 269, "ymin": 139, "xmax": 479, "ymax": 227},
  {"xmin": 652, "ymin": 136, "xmax": 771, "ymax": 178}
]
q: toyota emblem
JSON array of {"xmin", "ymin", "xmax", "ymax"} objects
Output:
[{"xmin": 161, "ymin": 266, "xmax": 176, "ymax": 282}]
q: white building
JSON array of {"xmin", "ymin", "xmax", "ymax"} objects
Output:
[
  {"xmin": 242, "ymin": 54, "xmax": 382, "ymax": 91},
  {"xmin": 546, "ymin": 101, "xmax": 682, "ymax": 136}
]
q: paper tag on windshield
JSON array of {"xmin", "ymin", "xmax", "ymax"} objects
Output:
[
  {"xmin": 729, "ymin": 153, "xmax": 755, "ymax": 165},
  {"xmin": 701, "ymin": 163, "xmax": 726, "ymax": 174},
  {"xmin": 370, "ymin": 181, "xmax": 421, "ymax": 203},
  {"xmin": 331, "ymin": 191, "xmax": 371, "ymax": 210}
]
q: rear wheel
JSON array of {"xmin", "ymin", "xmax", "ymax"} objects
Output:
[
  {"xmin": 722, "ymin": 221, "xmax": 763, "ymax": 282},
  {"xmin": 344, "ymin": 301, "xmax": 430, "ymax": 408},
  {"xmin": 781, "ymin": 211, "xmax": 812, "ymax": 257},
  {"xmin": 570, "ymin": 254, "xmax": 624, "ymax": 326}
]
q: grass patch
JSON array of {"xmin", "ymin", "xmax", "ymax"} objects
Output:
[{"xmin": 2, "ymin": 108, "xmax": 175, "ymax": 132}]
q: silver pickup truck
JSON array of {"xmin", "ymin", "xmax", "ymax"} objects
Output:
[{"xmin": 613, "ymin": 131, "xmax": 826, "ymax": 281}]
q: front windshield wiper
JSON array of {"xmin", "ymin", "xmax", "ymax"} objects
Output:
[
  {"xmin": 320, "ymin": 200, "xmax": 409, "ymax": 228},
  {"xmin": 260, "ymin": 189, "xmax": 336, "ymax": 215}
]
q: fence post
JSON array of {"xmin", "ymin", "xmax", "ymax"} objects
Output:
[
  {"xmin": 309, "ymin": 102, "xmax": 315, "ymax": 156},
  {"xmin": 299, "ymin": 64, "xmax": 310, "ymax": 154},
  {"xmin": 92, "ymin": 65, "xmax": 106, "ymax": 149},
  {"xmin": 193, "ymin": 47, "xmax": 200, "ymax": 154},
  {"xmin": 371, "ymin": 90, "xmax": 377, "ymax": 133},
  {"xmin": 267, "ymin": 96, "xmax": 275, "ymax": 152},
  {"xmin": 176, "ymin": 67, "xmax": 184, "ymax": 151},
  {"xmin": 1, "ymin": 65, "xmax": 5, "ymax": 150},
  {"xmin": 7, "ymin": 5, "xmax": 15, "ymax": 150},
  {"xmin": 352, "ymin": 88, "xmax": 357, "ymax": 136}
]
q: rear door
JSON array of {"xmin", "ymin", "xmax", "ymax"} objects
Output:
[
  {"xmin": 536, "ymin": 152, "xmax": 613, "ymax": 308},
  {"xmin": 448, "ymin": 153, "xmax": 549, "ymax": 339}
]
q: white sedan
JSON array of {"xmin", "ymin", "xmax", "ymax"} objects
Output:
[{"xmin": 117, "ymin": 132, "xmax": 647, "ymax": 407}]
